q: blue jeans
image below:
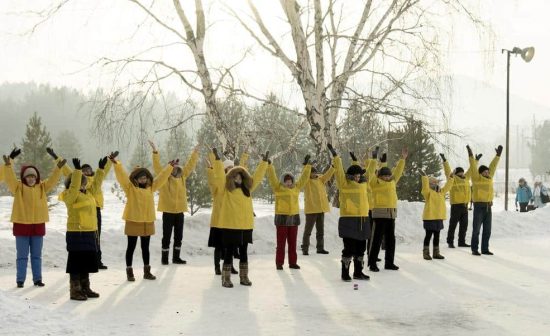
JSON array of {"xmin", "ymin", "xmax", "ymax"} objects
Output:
[
  {"xmin": 471, "ymin": 204, "xmax": 492, "ymax": 253},
  {"xmin": 15, "ymin": 236, "xmax": 43, "ymax": 283}
]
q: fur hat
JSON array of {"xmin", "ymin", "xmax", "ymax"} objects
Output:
[
  {"xmin": 378, "ymin": 167, "xmax": 392, "ymax": 177},
  {"xmin": 81, "ymin": 164, "xmax": 92, "ymax": 170},
  {"xmin": 171, "ymin": 166, "xmax": 183, "ymax": 177},
  {"xmin": 478, "ymin": 165, "xmax": 489, "ymax": 175},
  {"xmin": 454, "ymin": 167, "xmax": 464, "ymax": 174},
  {"xmin": 129, "ymin": 167, "xmax": 154, "ymax": 187},
  {"xmin": 223, "ymin": 160, "xmax": 234, "ymax": 171},
  {"xmin": 225, "ymin": 166, "xmax": 253, "ymax": 191},
  {"xmin": 346, "ymin": 165, "xmax": 366, "ymax": 176}
]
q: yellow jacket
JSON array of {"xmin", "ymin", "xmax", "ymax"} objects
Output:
[
  {"xmin": 421, "ymin": 176, "xmax": 453, "ymax": 220},
  {"xmin": 267, "ymin": 164, "xmax": 311, "ymax": 215},
  {"xmin": 212, "ymin": 160, "xmax": 268, "ymax": 230},
  {"xmin": 114, "ymin": 162, "xmax": 172, "ymax": 222},
  {"xmin": 470, "ymin": 155, "xmax": 500, "ymax": 202},
  {"xmin": 3, "ymin": 164, "xmax": 62, "ymax": 224},
  {"xmin": 0, "ymin": 164, "xmax": 4, "ymax": 182},
  {"xmin": 352, "ymin": 159, "xmax": 386, "ymax": 211},
  {"xmin": 333, "ymin": 157, "xmax": 375, "ymax": 217},
  {"xmin": 303, "ymin": 166, "xmax": 334, "ymax": 214},
  {"xmin": 443, "ymin": 161, "xmax": 472, "ymax": 205},
  {"xmin": 369, "ymin": 159, "xmax": 405, "ymax": 209},
  {"xmin": 153, "ymin": 150, "xmax": 198, "ymax": 213},
  {"xmin": 59, "ymin": 159, "xmax": 112, "ymax": 209},
  {"xmin": 62, "ymin": 169, "xmax": 106, "ymax": 232}
]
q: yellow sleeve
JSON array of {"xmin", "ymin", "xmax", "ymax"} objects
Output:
[
  {"xmin": 442, "ymin": 177, "xmax": 454, "ymax": 194},
  {"xmin": 63, "ymin": 170, "xmax": 83, "ymax": 205},
  {"xmin": 3, "ymin": 163, "xmax": 19, "ymax": 194},
  {"xmin": 103, "ymin": 159, "xmax": 112, "ymax": 175},
  {"xmin": 240, "ymin": 153, "xmax": 249, "ymax": 170},
  {"xmin": 43, "ymin": 165, "xmax": 62, "ymax": 193},
  {"xmin": 443, "ymin": 161, "xmax": 452, "ymax": 178},
  {"xmin": 366, "ymin": 159, "xmax": 377, "ymax": 178},
  {"xmin": 89, "ymin": 168, "xmax": 106, "ymax": 195},
  {"xmin": 469, "ymin": 156, "xmax": 479, "ymax": 181},
  {"xmin": 392, "ymin": 159, "xmax": 406, "ymax": 183},
  {"xmin": 152, "ymin": 151, "xmax": 162, "ymax": 175},
  {"xmin": 207, "ymin": 158, "xmax": 225, "ymax": 196},
  {"xmin": 152, "ymin": 164, "xmax": 173, "ymax": 192},
  {"xmin": 421, "ymin": 176, "xmax": 430, "ymax": 198},
  {"xmin": 319, "ymin": 166, "xmax": 335, "ymax": 184},
  {"xmin": 182, "ymin": 150, "xmax": 199, "ymax": 178},
  {"xmin": 57, "ymin": 157, "xmax": 72, "ymax": 177},
  {"xmin": 267, "ymin": 164, "xmax": 281, "ymax": 192},
  {"xmin": 295, "ymin": 164, "xmax": 312, "ymax": 190},
  {"xmin": 251, "ymin": 160, "xmax": 268, "ymax": 193},
  {"xmin": 333, "ymin": 156, "xmax": 346, "ymax": 189},
  {"xmin": 489, "ymin": 155, "xmax": 500, "ymax": 179},
  {"xmin": 113, "ymin": 161, "xmax": 131, "ymax": 192}
]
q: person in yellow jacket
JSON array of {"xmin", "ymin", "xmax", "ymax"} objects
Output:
[
  {"xmin": 61, "ymin": 157, "xmax": 107, "ymax": 301},
  {"xmin": 300, "ymin": 161, "xmax": 334, "ymax": 256},
  {"xmin": 467, "ymin": 144, "xmax": 502, "ymax": 256},
  {"xmin": 267, "ymin": 155, "xmax": 311, "ymax": 270},
  {"xmin": 208, "ymin": 148, "xmax": 268, "ymax": 288},
  {"xmin": 441, "ymin": 152, "xmax": 479, "ymax": 248},
  {"xmin": 50, "ymin": 148, "xmax": 114, "ymax": 270},
  {"xmin": 367, "ymin": 147, "xmax": 408, "ymax": 272},
  {"xmin": 148, "ymin": 140, "xmax": 199, "ymax": 265},
  {"xmin": 2, "ymin": 147, "xmax": 66, "ymax": 288},
  {"xmin": 327, "ymin": 144, "xmax": 374, "ymax": 281},
  {"xmin": 110, "ymin": 152, "xmax": 174, "ymax": 282},
  {"xmin": 420, "ymin": 171, "xmax": 454, "ymax": 260}
]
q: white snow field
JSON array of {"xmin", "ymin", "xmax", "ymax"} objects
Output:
[{"xmin": 1, "ymin": 180, "xmax": 550, "ymax": 336}]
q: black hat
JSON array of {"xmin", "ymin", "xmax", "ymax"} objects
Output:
[
  {"xmin": 478, "ymin": 165, "xmax": 489, "ymax": 175},
  {"xmin": 346, "ymin": 165, "xmax": 366, "ymax": 176},
  {"xmin": 82, "ymin": 164, "xmax": 92, "ymax": 170},
  {"xmin": 378, "ymin": 167, "xmax": 392, "ymax": 177},
  {"xmin": 454, "ymin": 167, "xmax": 464, "ymax": 174}
]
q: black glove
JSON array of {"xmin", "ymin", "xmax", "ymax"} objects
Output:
[
  {"xmin": 212, "ymin": 148, "xmax": 220, "ymax": 160},
  {"xmin": 327, "ymin": 144, "xmax": 337, "ymax": 157},
  {"xmin": 371, "ymin": 146, "xmax": 379, "ymax": 159},
  {"xmin": 46, "ymin": 147, "xmax": 58, "ymax": 160},
  {"xmin": 439, "ymin": 153, "xmax": 446, "ymax": 162},
  {"xmin": 72, "ymin": 158, "xmax": 81, "ymax": 170},
  {"xmin": 262, "ymin": 151, "xmax": 270, "ymax": 162},
  {"xmin": 3, "ymin": 155, "xmax": 10, "ymax": 165},
  {"xmin": 57, "ymin": 159, "xmax": 67, "ymax": 168},
  {"xmin": 98, "ymin": 156, "xmax": 108, "ymax": 169},
  {"xmin": 495, "ymin": 145, "xmax": 503, "ymax": 157},
  {"xmin": 475, "ymin": 153, "xmax": 483, "ymax": 161},
  {"xmin": 466, "ymin": 145, "xmax": 473, "ymax": 157},
  {"xmin": 111, "ymin": 151, "xmax": 119, "ymax": 159},
  {"xmin": 380, "ymin": 153, "xmax": 387, "ymax": 163},
  {"xmin": 9, "ymin": 148, "xmax": 21, "ymax": 160},
  {"xmin": 349, "ymin": 152, "xmax": 357, "ymax": 162},
  {"xmin": 303, "ymin": 154, "xmax": 311, "ymax": 165}
]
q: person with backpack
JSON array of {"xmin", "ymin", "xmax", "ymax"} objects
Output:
[
  {"xmin": 532, "ymin": 178, "xmax": 549, "ymax": 208},
  {"xmin": 515, "ymin": 178, "xmax": 533, "ymax": 212}
]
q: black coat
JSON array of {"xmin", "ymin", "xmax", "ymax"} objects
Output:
[{"xmin": 338, "ymin": 217, "xmax": 370, "ymax": 240}]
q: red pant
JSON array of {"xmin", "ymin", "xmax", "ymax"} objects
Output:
[{"xmin": 276, "ymin": 226, "xmax": 298, "ymax": 266}]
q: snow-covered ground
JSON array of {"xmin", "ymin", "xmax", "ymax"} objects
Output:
[{"xmin": 1, "ymin": 180, "xmax": 550, "ymax": 335}]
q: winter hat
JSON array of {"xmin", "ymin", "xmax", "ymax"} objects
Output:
[
  {"xmin": 454, "ymin": 167, "xmax": 464, "ymax": 174},
  {"xmin": 346, "ymin": 165, "xmax": 366, "ymax": 176},
  {"xmin": 22, "ymin": 167, "xmax": 38, "ymax": 178},
  {"xmin": 478, "ymin": 165, "xmax": 489, "ymax": 175},
  {"xmin": 82, "ymin": 164, "xmax": 92, "ymax": 170},
  {"xmin": 378, "ymin": 167, "xmax": 392, "ymax": 177},
  {"xmin": 281, "ymin": 173, "xmax": 295, "ymax": 184},
  {"xmin": 223, "ymin": 159, "xmax": 234, "ymax": 171}
]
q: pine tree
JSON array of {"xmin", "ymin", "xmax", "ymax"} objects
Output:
[
  {"xmin": 20, "ymin": 112, "xmax": 54, "ymax": 174},
  {"xmin": 55, "ymin": 130, "xmax": 83, "ymax": 162},
  {"xmin": 186, "ymin": 169, "xmax": 212, "ymax": 215},
  {"xmin": 388, "ymin": 118, "xmax": 441, "ymax": 201}
]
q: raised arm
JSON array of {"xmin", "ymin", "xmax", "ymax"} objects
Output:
[
  {"xmin": 63, "ymin": 167, "xmax": 83, "ymax": 206},
  {"xmin": 152, "ymin": 164, "xmax": 173, "ymax": 192},
  {"xmin": 295, "ymin": 155, "xmax": 312, "ymax": 190},
  {"xmin": 250, "ymin": 152, "xmax": 269, "ymax": 193},
  {"xmin": 441, "ymin": 176, "xmax": 455, "ymax": 194},
  {"xmin": 488, "ymin": 146, "xmax": 502, "ymax": 179},
  {"xmin": 43, "ymin": 161, "xmax": 64, "ymax": 193},
  {"xmin": 240, "ymin": 152, "xmax": 250, "ymax": 170},
  {"xmin": 266, "ymin": 163, "xmax": 281, "ymax": 192},
  {"xmin": 2, "ymin": 157, "xmax": 19, "ymax": 194},
  {"xmin": 150, "ymin": 140, "xmax": 162, "ymax": 175},
  {"xmin": 319, "ymin": 166, "xmax": 335, "ymax": 184},
  {"xmin": 421, "ymin": 175, "xmax": 430, "ymax": 198},
  {"xmin": 182, "ymin": 146, "xmax": 199, "ymax": 178},
  {"xmin": 113, "ymin": 161, "xmax": 131, "ymax": 192}
]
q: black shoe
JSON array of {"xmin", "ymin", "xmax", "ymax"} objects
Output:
[
  {"xmin": 289, "ymin": 264, "xmax": 301, "ymax": 269},
  {"xmin": 173, "ymin": 258, "xmax": 187, "ymax": 265},
  {"xmin": 302, "ymin": 250, "xmax": 309, "ymax": 256},
  {"xmin": 17, "ymin": 282, "xmax": 23, "ymax": 288},
  {"xmin": 384, "ymin": 264, "xmax": 399, "ymax": 271},
  {"xmin": 34, "ymin": 281, "xmax": 45, "ymax": 287},
  {"xmin": 276, "ymin": 265, "xmax": 283, "ymax": 270},
  {"xmin": 231, "ymin": 266, "xmax": 239, "ymax": 275},
  {"xmin": 369, "ymin": 265, "xmax": 380, "ymax": 272},
  {"xmin": 98, "ymin": 264, "xmax": 108, "ymax": 270},
  {"xmin": 481, "ymin": 251, "xmax": 494, "ymax": 255},
  {"xmin": 316, "ymin": 250, "xmax": 329, "ymax": 254},
  {"xmin": 161, "ymin": 250, "xmax": 169, "ymax": 265},
  {"xmin": 458, "ymin": 243, "xmax": 471, "ymax": 247},
  {"xmin": 472, "ymin": 251, "xmax": 481, "ymax": 256},
  {"xmin": 448, "ymin": 243, "xmax": 455, "ymax": 248},
  {"xmin": 353, "ymin": 273, "xmax": 370, "ymax": 280}
]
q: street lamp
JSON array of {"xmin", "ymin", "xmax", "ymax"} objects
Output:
[{"xmin": 501, "ymin": 47, "xmax": 535, "ymax": 211}]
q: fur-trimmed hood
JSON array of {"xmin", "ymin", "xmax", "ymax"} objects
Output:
[
  {"xmin": 225, "ymin": 166, "xmax": 253, "ymax": 191},
  {"xmin": 129, "ymin": 167, "xmax": 154, "ymax": 187},
  {"xmin": 280, "ymin": 172, "xmax": 294, "ymax": 185},
  {"xmin": 20, "ymin": 165, "xmax": 41, "ymax": 185}
]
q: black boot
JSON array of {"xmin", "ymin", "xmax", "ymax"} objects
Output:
[
  {"xmin": 352, "ymin": 257, "xmax": 370, "ymax": 280},
  {"xmin": 161, "ymin": 250, "xmax": 169, "ymax": 265},
  {"xmin": 341, "ymin": 257, "xmax": 352, "ymax": 282},
  {"xmin": 214, "ymin": 248, "xmax": 222, "ymax": 275},
  {"xmin": 80, "ymin": 274, "xmax": 100, "ymax": 298},
  {"xmin": 231, "ymin": 265, "xmax": 239, "ymax": 275},
  {"xmin": 172, "ymin": 247, "xmax": 187, "ymax": 264}
]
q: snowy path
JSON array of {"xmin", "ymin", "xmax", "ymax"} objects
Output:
[{"xmin": 2, "ymin": 237, "xmax": 549, "ymax": 336}]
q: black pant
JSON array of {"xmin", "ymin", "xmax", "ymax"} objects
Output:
[
  {"xmin": 447, "ymin": 204, "xmax": 468, "ymax": 245},
  {"xmin": 424, "ymin": 230, "xmax": 440, "ymax": 246},
  {"xmin": 96, "ymin": 208, "xmax": 103, "ymax": 264},
  {"xmin": 161, "ymin": 212, "xmax": 184, "ymax": 250},
  {"xmin": 519, "ymin": 202, "xmax": 529, "ymax": 212},
  {"xmin": 126, "ymin": 236, "xmax": 151, "ymax": 267},
  {"xmin": 223, "ymin": 243, "xmax": 248, "ymax": 265},
  {"xmin": 342, "ymin": 238, "xmax": 367, "ymax": 258},
  {"xmin": 368, "ymin": 218, "xmax": 396, "ymax": 267}
]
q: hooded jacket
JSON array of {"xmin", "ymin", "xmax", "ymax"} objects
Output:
[
  {"xmin": 469, "ymin": 155, "xmax": 500, "ymax": 202},
  {"xmin": 421, "ymin": 176, "xmax": 454, "ymax": 220},
  {"xmin": 368, "ymin": 159, "xmax": 405, "ymax": 210},
  {"xmin": 302, "ymin": 166, "xmax": 334, "ymax": 214},
  {"xmin": 153, "ymin": 150, "xmax": 198, "ymax": 213},
  {"xmin": 267, "ymin": 164, "xmax": 311, "ymax": 215},
  {"xmin": 443, "ymin": 161, "xmax": 472, "ymax": 205},
  {"xmin": 62, "ymin": 169, "xmax": 106, "ymax": 232},
  {"xmin": 333, "ymin": 156, "xmax": 376, "ymax": 217}
]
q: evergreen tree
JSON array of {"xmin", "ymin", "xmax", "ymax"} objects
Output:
[
  {"xmin": 388, "ymin": 118, "xmax": 441, "ymax": 201},
  {"xmin": 186, "ymin": 169, "xmax": 212, "ymax": 215},
  {"xmin": 129, "ymin": 138, "xmax": 151, "ymax": 171},
  {"xmin": 529, "ymin": 120, "xmax": 550, "ymax": 177},
  {"xmin": 55, "ymin": 130, "xmax": 83, "ymax": 162},
  {"xmin": 20, "ymin": 112, "xmax": 54, "ymax": 174}
]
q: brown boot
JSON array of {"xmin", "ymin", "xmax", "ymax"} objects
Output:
[
  {"xmin": 80, "ymin": 276, "xmax": 100, "ymax": 298},
  {"xmin": 433, "ymin": 247, "xmax": 445, "ymax": 259},
  {"xmin": 126, "ymin": 267, "xmax": 135, "ymax": 282},
  {"xmin": 70, "ymin": 279, "xmax": 87, "ymax": 301},
  {"xmin": 423, "ymin": 247, "xmax": 432, "ymax": 260},
  {"xmin": 144, "ymin": 265, "xmax": 156, "ymax": 280},
  {"xmin": 239, "ymin": 262, "xmax": 252, "ymax": 286},
  {"xmin": 222, "ymin": 264, "xmax": 233, "ymax": 288}
]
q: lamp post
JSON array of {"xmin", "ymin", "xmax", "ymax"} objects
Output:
[{"xmin": 501, "ymin": 47, "xmax": 535, "ymax": 211}]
